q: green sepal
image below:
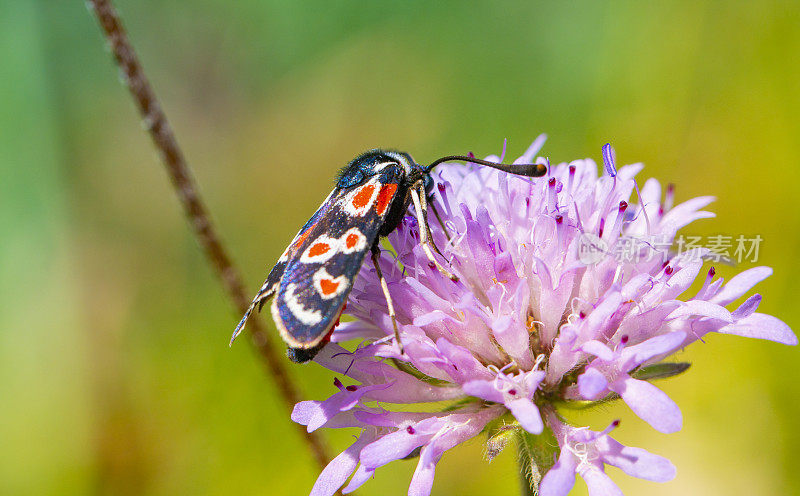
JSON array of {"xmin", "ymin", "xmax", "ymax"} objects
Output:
[{"xmin": 632, "ymin": 362, "xmax": 691, "ymax": 381}]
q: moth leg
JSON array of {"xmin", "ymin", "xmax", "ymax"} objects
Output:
[
  {"xmin": 371, "ymin": 245, "xmax": 403, "ymax": 354},
  {"xmin": 410, "ymin": 187, "xmax": 459, "ymax": 282},
  {"xmin": 418, "ymin": 188, "xmax": 447, "ymax": 259}
]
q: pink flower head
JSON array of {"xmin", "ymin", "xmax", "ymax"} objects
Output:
[{"xmin": 291, "ymin": 136, "xmax": 796, "ymax": 495}]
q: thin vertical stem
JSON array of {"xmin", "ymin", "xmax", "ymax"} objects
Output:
[
  {"xmin": 515, "ymin": 421, "xmax": 559, "ymax": 496},
  {"xmin": 86, "ymin": 0, "xmax": 332, "ymax": 471}
]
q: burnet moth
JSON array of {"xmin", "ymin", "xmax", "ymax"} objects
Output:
[{"xmin": 231, "ymin": 150, "xmax": 548, "ymax": 362}]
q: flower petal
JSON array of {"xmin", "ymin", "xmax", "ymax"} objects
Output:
[
  {"xmin": 310, "ymin": 432, "xmax": 375, "ymax": 496},
  {"xmin": 620, "ymin": 331, "xmax": 686, "ymax": 370},
  {"xmin": 342, "ymin": 464, "xmax": 374, "ymax": 494},
  {"xmin": 710, "ymin": 266, "xmax": 772, "ymax": 306},
  {"xmin": 506, "ymin": 398, "xmax": 543, "ymax": 434},
  {"xmin": 539, "ymin": 448, "xmax": 578, "ymax": 496},
  {"xmin": 578, "ymin": 367, "xmax": 609, "ymax": 400},
  {"xmin": 462, "ymin": 379, "xmax": 504, "ymax": 403},
  {"xmin": 613, "ymin": 377, "xmax": 682, "ymax": 433},
  {"xmin": 717, "ymin": 312, "xmax": 797, "ymax": 345},
  {"xmin": 580, "ymin": 467, "xmax": 624, "ymax": 496},
  {"xmin": 581, "ymin": 340, "xmax": 615, "ymax": 361},
  {"xmin": 597, "ymin": 436, "xmax": 676, "ymax": 482}
]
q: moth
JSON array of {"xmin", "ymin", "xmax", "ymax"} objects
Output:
[{"xmin": 231, "ymin": 150, "xmax": 547, "ymax": 362}]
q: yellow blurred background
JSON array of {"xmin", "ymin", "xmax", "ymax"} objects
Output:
[{"xmin": 1, "ymin": 1, "xmax": 798, "ymax": 494}]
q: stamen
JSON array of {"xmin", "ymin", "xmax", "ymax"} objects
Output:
[
  {"xmin": 567, "ymin": 164, "xmax": 576, "ymax": 195},
  {"xmin": 694, "ymin": 266, "xmax": 716, "ymax": 300},
  {"xmin": 547, "ymin": 177, "xmax": 558, "ymax": 212},
  {"xmin": 663, "ymin": 183, "xmax": 675, "ymax": 213},
  {"xmin": 607, "ymin": 200, "xmax": 628, "ymax": 241},
  {"xmin": 555, "ymin": 214, "xmax": 566, "ymax": 253},
  {"xmin": 533, "ymin": 353, "xmax": 547, "ymax": 371}
]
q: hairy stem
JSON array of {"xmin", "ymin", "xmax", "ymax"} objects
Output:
[
  {"xmin": 516, "ymin": 424, "xmax": 559, "ymax": 495},
  {"xmin": 87, "ymin": 0, "xmax": 332, "ymax": 472}
]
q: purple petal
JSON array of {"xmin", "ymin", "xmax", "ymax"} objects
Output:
[
  {"xmin": 718, "ymin": 313, "xmax": 797, "ymax": 345},
  {"xmin": 342, "ymin": 464, "xmax": 374, "ymax": 494},
  {"xmin": 661, "ymin": 260, "xmax": 703, "ymax": 299},
  {"xmin": 359, "ymin": 420, "xmax": 438, "ymax": 468},
  {"xmin": 539, "ymin": 448, "xmax": 578, "ymax": 496},
  {"xmin": 506, "ymin": 398, "xmax": 543, "ymax": 434},
  {"xmin": 597, "ymin": 436, "xmax": 676, "ymax": 482},
  {"xmin": 523, "ymin": 370, "xmax": 546, "ymax": 392},
  {"xmin": 296, "ymin": 382, "xmax": 392, "ymax": 432},
  {"xmin": 613, "ymin": 377, "xmax": 683, "ymax": 433},
  {"xmin": 580, "ymin": 467, "xmax": 624, "ymax": 496},
  {"xmin": 462, "ymin": 379, "xmax": 504, "ymax": 403},
  {"xmin": 330, "ymin": 321, "xmax": 386, "ymax": 342},
  {"xmin": 669, "ymin": 300, "xmax": 732, "ymax": 323},
  {"xmin": 516, "ymin": 134, "xmax": 548, "ymax": 164},
  {"xmin": 353, "ymin": 410, "xmax": 439, "ymax": 429},
  {"xmin": 659, "ymin": 196, "xmax": 716, "ymax": 234},
  {"xmin": 620, "ymin": 331, "xmax": 686, "ymax": 370},
  {"xmin": 710, "ymin": 266, "xmax": 772, "ymax": 306},
  {"xmin": 435, "ymin": 338, "xmax": 495, "ymax": 383},
  {"xmin": 578, "ymin": 367, "xmax": 609, "ymax": 400},
  {"xmin": 408, "ymin": 445, "xmax": 440, "ymax": 496},
  {"xmin": 580, "ymin": 340, "xmax": 615, "ymax": 361},
  {"xmin": 310, "ymin": 432, "xmax": 374, "ymax": 496}
]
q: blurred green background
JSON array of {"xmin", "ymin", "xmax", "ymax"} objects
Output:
[{"xmin": 2, "ymin": 1, "xmax": 798, "ymax": 494}]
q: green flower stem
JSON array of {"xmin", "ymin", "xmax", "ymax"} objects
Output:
[{"xmin": 516, "ymin": 424, "xmax": 559, "ymax": 495}]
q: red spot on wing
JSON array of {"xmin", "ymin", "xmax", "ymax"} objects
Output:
[
  {"xmin": 319, "ymin": 278, "xmax": 340, "ymax": 296},
  {"xmin": 345, "ymin": 233, "xmax": 360, "ymax": 249},
  {"xmin": 308, "ymin": 242, "xmax": 330, "ymax": 257},
  {"xmin": 352, "ymin": 184, "xmax": 376, "ymax": 210},
  {"xmin": 375, "ymin": 184, "xmax": 398, "ymax": 215}
]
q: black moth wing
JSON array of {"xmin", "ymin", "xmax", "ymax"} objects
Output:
[
  {"xmin": 230, "ymin": 191, "xmax": 336, "ymax": 345},
  {"xmin": 273, "ymin": 164, "xmax": 405, "ymax": 349}
]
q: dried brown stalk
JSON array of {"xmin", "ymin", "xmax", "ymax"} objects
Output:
[{"xmin": 87, "ymin": 0, "xmax": 332, "ymax": 472}]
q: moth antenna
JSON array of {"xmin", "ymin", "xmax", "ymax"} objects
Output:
[{"xmin": 425, "ymin": 155, "xmax": 547, "ymax": 177}]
